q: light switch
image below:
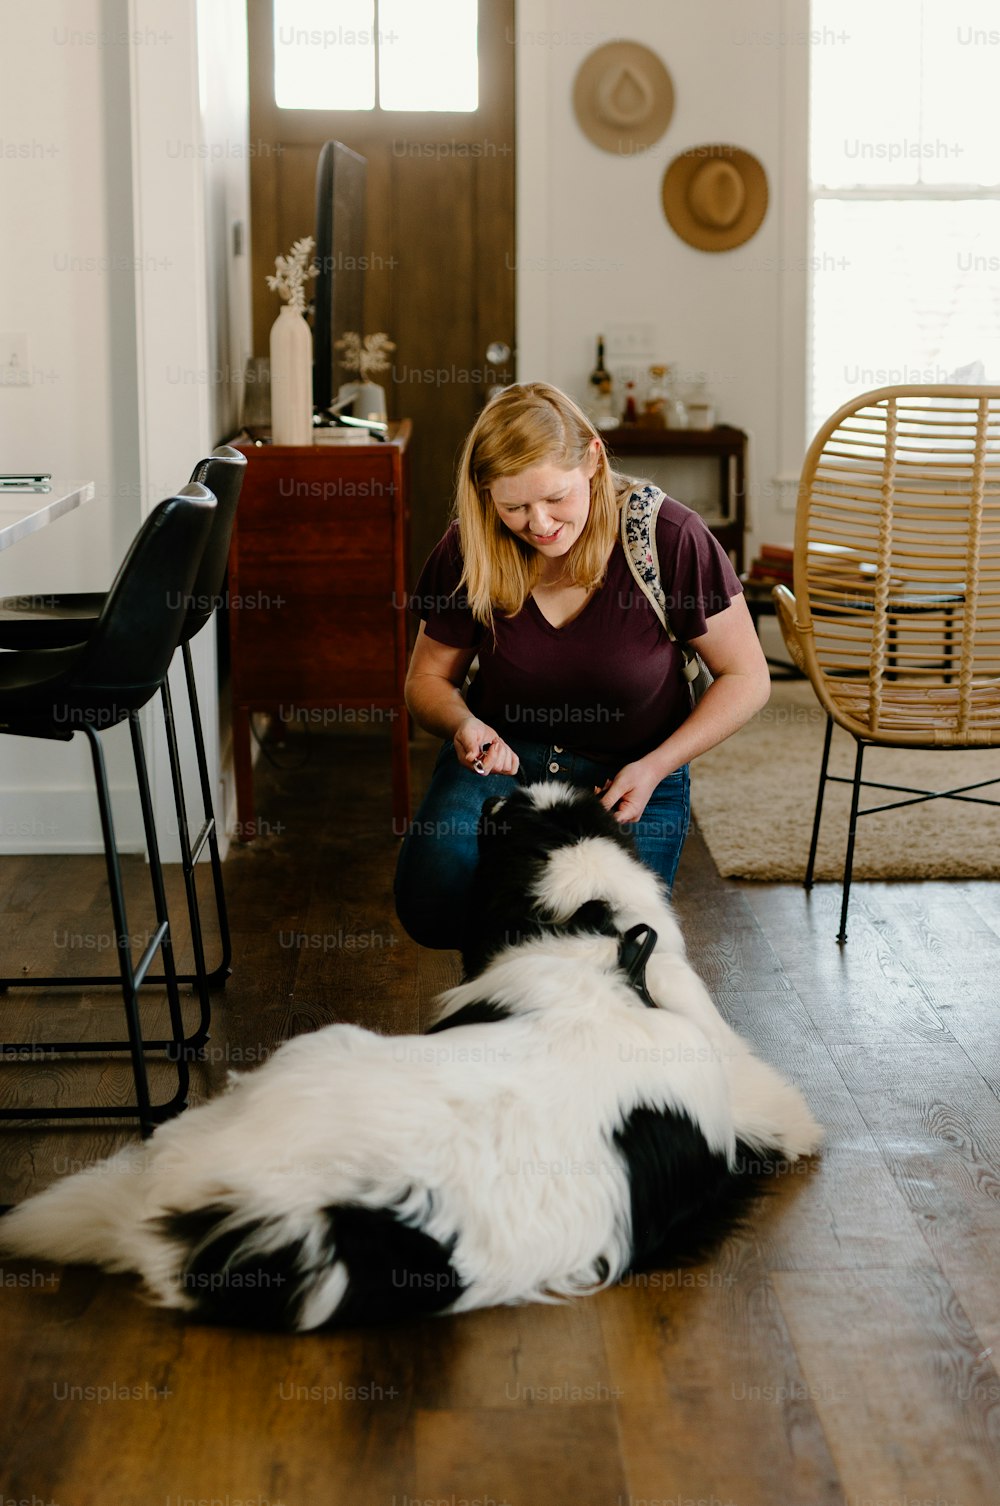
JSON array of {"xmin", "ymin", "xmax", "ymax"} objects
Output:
[{"xmin": 605, "ymin": 323, "xmax": 656, "ymax": 361}]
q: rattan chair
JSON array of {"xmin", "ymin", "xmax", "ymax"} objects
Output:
[{"xmin": 774, "ymin": 385, "xmax": 1000, "ymax": 941}]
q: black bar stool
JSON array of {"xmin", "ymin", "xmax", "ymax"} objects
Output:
[
  {"xmin": 0, "ymin": 485, "xmax": 216, "ymax": 1136},
  {"xmin": 0, "ymin": 448, "xmax": 246, "ymax": 1051}
]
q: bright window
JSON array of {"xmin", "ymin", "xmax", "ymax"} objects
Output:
[
  {"xmin": 809, "ymin": 0, "xmax": 1000, "ymax": 440},
  {"xmin": 273, "ymin": 0, "xmax": 478, "ymax": 112},
  {"xmin": 274, "ymin": 0, "xmax": 376, "ymax": 110}
]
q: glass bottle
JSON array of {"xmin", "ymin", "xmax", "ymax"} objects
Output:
[
  {"xmin": 622, "ymin": 380, "xmax": 638, "ymax": 425},
  {"xmin": 643, "ymin": 364, "xmax": 669, "ymax": 428},
  {"xmin": 666, "ymin": 374, "xmax": 689, "ymax": 430},
  {"xmin": 589, "ymin": 335, "xmax": 611, "ymax": 392},
  {"xmin": 686, "ymin": 377, "xmax": 715, "ymax": 430}
]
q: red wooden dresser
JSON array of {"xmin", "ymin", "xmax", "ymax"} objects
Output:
[{"xmin": 230, "ymin": 423, "xmax": 412, "ymax": 833}]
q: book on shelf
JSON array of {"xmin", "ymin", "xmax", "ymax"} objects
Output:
[
  {"xmin": 747, "ymin": 542, "xmax": 867, "ymax": 581},
  {"xmin": 742, "ymin": 542, "xmax": 793, "ymax": 583},
  {"xmin": 807, "ymin": 543, "xmax": 869, "ymax": 582}
]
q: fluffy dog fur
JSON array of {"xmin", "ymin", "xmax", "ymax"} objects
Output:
[{"xmin": 0, "ymin": 784, "xmax": 821, "ymax": 1330}]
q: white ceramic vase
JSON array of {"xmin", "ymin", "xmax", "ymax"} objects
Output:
[{"xmin": 269, "ymin": 304, "xmax": 313, "ymax": 445}]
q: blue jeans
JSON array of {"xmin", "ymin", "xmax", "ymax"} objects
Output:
[{"xmin": 394, "ymin": 736, "xmax": 691, "ymax": 950}]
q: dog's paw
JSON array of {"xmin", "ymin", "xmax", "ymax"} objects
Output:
[
  {"xmin": 773, "ymin": 1102, "xmax": 824, "ymax": 1161},
  {"xmin": 729, "ymin": 1060, "xmax": 824, "ymax": 1162}
]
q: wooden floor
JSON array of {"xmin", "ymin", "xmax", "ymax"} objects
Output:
[{"xmin": 1, "ymin": 717, "xmax": 999, "ymax": 1506}]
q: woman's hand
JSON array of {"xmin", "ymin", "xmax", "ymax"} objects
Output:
[
  {"xmin": 454, "ymin": 716, "xmax": 520, "ymax": 777},
  {"xmin": 596, "ymin": 756, "xmax": 665, "ymax": 824}
]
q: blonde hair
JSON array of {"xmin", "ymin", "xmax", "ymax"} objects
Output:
[{"xmin": 454, "ymin": 382, "xmax": 637, "ymax": 626}]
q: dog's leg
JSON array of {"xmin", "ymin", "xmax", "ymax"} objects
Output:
[
  {"xmin": 722, "ymin": 1051, "xmax": 823, "ymax": 1161},
  {"xmin": 643, "ymin": 954, "xmax": 822, "ymax": 1161}
]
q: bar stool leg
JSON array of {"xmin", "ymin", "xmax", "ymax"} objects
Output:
[
  {"xmin": 83, "ymin": 722, "xmax": 156, "ymax": 1137},
  {"xmin": 159, "ymin": 675, "xmax": 212, "ymax": 1050},
  {"xmin": 126, "ymin": 712, "xmax": 190, "ymax": 1124},
  {"xmin": 181, "ymin": 639, "xmax": 232, "ymax": 984}
]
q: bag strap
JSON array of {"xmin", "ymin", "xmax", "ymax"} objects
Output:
[{"xmin": 619, "ymin": 486, "xmax": 702, "ymax": 686}]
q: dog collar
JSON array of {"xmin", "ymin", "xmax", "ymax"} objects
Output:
[{"xmin": 617, "ymin": 923, "xmax": 659, "ymax": 1009}]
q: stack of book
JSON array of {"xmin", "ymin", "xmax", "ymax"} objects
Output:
[
  {"xmin": 746, "ymin": 543, "xmax": 794, "ymax": 586},
  {"xmin": 745, "ymin": 541, "xmax": 871, "ymax": 592}
]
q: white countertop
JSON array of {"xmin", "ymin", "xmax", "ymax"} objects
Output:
[{"xmin": 0, "ymin": 480, "xmax": 96, "ymax": 551}]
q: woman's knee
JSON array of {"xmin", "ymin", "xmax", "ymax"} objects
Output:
[
  {"xmin": 395, "ymin": 894, "xmax": 466, "ymax": 950},
  {"xmin": 393, "ymin": 830, "xmax": 474, "ymax": 949},
  {"xmin": 393, "ymin": 743, "xmax": 514, "ymax": 948},
  {"xmin": 630, "ymin": 768, "xmax": 691, "ymax": 891}
]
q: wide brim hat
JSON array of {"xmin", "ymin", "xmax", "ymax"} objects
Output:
[
  {"xmin": 662, "ymin": 145, "xmax": 769, "ymax": 252},
  {"xmin": 573, "ymin": 40, "xmax": 674, "ymax": 155}
]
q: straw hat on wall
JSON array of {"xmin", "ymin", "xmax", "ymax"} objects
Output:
[
  {"xmin": 662, "ymin": 146, "xmax": 769, "ymax": 252},
  {"xmin": 572, "ymin": 40, "xmax": 675, "ymax": 154}
]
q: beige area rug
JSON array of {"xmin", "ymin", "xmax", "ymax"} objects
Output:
[{"xmin": 691, "ymin": 680, "xmax": 1000, "ymax": 881}]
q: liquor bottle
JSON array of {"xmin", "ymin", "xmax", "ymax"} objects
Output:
[
  {"xmin": 589, "ymin": 335, "xmax": 611, "ymax": 390},
  {"xmin": 622, "ymin": 380, "xmax": 638, "ymax": 425}
]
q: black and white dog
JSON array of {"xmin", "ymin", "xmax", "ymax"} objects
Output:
[{"xmin": 0, "ymin": 784, "xmax": 821, "ymax": 1330}]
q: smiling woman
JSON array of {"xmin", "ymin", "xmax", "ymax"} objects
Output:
[{"xmin": 394, "ymin": 382, "xmax": 771, "ymax": 951}]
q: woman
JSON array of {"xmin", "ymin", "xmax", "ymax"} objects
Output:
[{"xmin": 395, "ymin": 382, "xmax": 769, "ymax": 948}]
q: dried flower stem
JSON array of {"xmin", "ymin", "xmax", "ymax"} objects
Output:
[
  {"xmin": 335, "ymin": 331, "xmax": 397, "ymax": 381},
  {"xmin": 266, "ymin": 236, "xmax": 319, "ymax": 313}
]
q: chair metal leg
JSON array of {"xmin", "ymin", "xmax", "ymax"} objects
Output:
[
  {"xmin": 838, "ymin": 740, "xmax": 867, "ymax": 945},
  {"xmin": 127, "ymin": 712, "xmax": 190, "ymax": 1123},
  {"xmin": 0, "ymin": 645, "xmax": 233, "ymax": 1018},
  {"xmin": 0, "ymin": 723, "xmax": 189, "ymax": 1135},
  {"xmin": 181, "ymin": 639, "xmax": 232, "ymax": 985},
  {"xmin": 159, "ymin": 675, "xmax": 211, "ymax": 1048},
  {"xmin": 87, "ymin": 722, "xmax": 156, "ymax": 1134},
  {"xmin": 805, "ymin": 714, "xmax": 834, "ymax": 891}
]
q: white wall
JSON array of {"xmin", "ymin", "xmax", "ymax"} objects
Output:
[
  {"xmin": 515, "ymin": 0, "xmax": 811, "ymax": 549},
  {"xmin": 0, "ymin": 0, "xmax": 141, "ymax": 851},
  {"xmin": 129, "ymin": 0, "xmax": 251, "ymax": 860},
  {"xmin": 0, "ymin": 0, "xmax": 250, "ymax": 856}
]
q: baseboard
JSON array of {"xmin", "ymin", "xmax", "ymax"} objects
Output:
[{"xmin": 0, "ymin": 785, "xmax": 146, "ymax": 856}]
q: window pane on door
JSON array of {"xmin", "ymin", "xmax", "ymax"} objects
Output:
[
  {"xmin": 378, "ymin": 0, "xmax": 478, "ymax": 111},
  {"xmin": 810, "ymin": 198, "xmax": 1000, "ymax": 437},
  {"xmin": 274, "ymin": 0, "xmax": 376, "ymax": 110}
]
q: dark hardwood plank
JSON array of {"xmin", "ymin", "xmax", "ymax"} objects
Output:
[
  {"xmin": 414, "ymin": 1403, "xmax": 628, "ymax": 1506},
  {"xmin": 411, "ymin": 1298, "xmax": 613, "ymax": 1413},
  {"xmin": 600, "ymin": 1240, "xmax": 845, "ymax": 1506},
  {"xmin": 740, "ymin": 879, "xmax": 959, "ymax": 1045},
  {"xmin": 865, "ymin": 886, "xmax": 1000, "ymax": 1092},
  {"xmin": 773, "ymin": 1268, "xmax": 1000, "ymax": 1502},
  {"xmin": 829, "ymin": 1040, "xmax": 1000, "ymax": 1352}
]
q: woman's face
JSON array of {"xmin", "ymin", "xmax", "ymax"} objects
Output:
[{"xmin": 489, "ymin": 442, "xmax": 600, "ymax": 559}]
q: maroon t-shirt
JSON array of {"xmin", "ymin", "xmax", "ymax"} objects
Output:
[{"xmin": 410, "ymin": 492, "xmax": 743, "ymax": 758}]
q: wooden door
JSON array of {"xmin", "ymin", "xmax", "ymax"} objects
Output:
[{"xmin": 247, "ymin": 0, "xmax": 516, "ymax": 577}]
